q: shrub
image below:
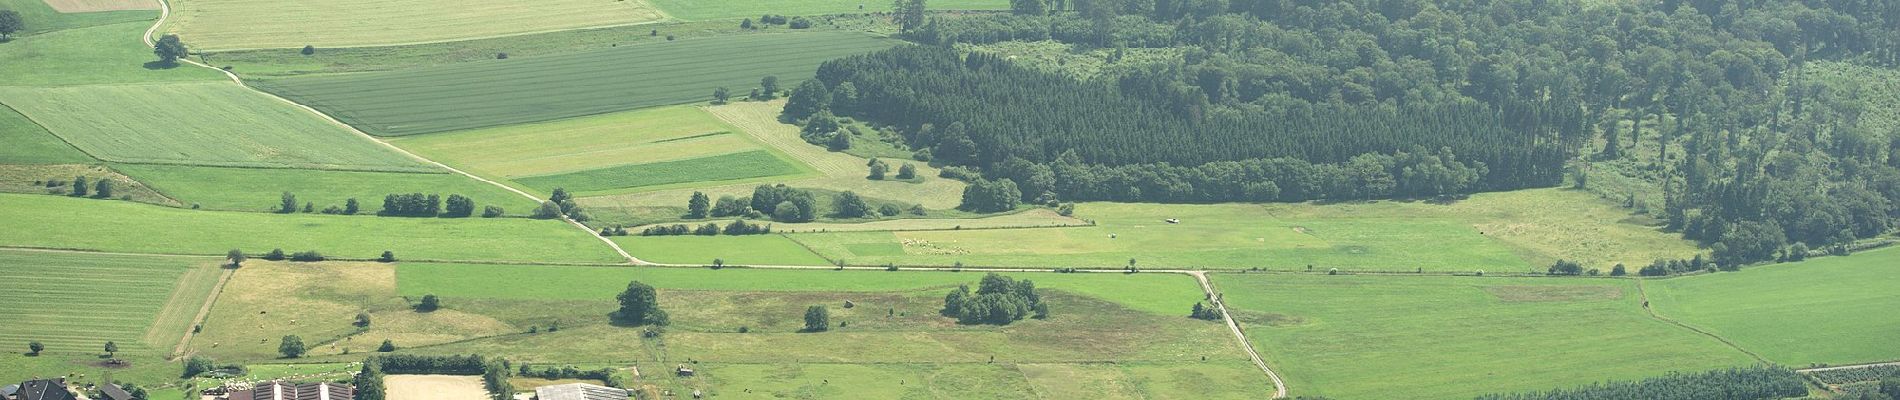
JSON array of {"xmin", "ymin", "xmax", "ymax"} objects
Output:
[
  {"xmin": 301, "ymin": 45, "xmax": 315, "ymax": 55},
  {"xmin": 416, "ymin": 294, "xmax": 440, "ymax": 312},
  {"xmin": 378, "ymin": 251, "xmax": 396, "ymax": 263},
  {"xmin": 377, "ymin": 340, "xmax": 396, "ymax": 352},
  {"xmin": 481, "ymin": 205, "xmax": 505, "ymax": 218},
  {"xmin": 288, "ymin": 251, "xmax": 325, "ymax": 262},
  {"xmin": 496, "ymin": 52, "xmax": 508, "ymax": 59},
  {"xmin": 263, "ymin": 248, "xmax": 287, "ymax": 261}
]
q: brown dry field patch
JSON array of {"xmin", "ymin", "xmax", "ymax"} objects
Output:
[
  {"xmin": 1483, "ymin": 285, "xmax": 1623, "ymax": 302},
  {"xmin": 386, "ymin": 375, "xmax": 488, "ymax": 400},
  {"xmin": 41, "ymin": 0, "xmax": 157, "ymax": 13}
]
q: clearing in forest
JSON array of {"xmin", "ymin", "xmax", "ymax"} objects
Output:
[
  {"xmin": 251, "ymin": 32, "xmax": 899, "ymax": 136},
  {"xmin": 1215, "ymin": 274, "xmax": 1757, "ymax": 399},
  {"xmin": 160, "ymin": 0, "xmax": 662, "ymax": 50},
  {"xmin": 0, "ymin": 83, "xmax": 435, "ymax": 172},
  {"xmin": 1649, "ymin": 246, "xmax": 1900, "ymax": 366}
]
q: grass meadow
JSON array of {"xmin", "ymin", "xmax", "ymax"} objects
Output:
[
  {"xmin": 0, "ymin": 83, "xmax": 436, "ymax": 172},
  {"xmin": 0, "ymin": 105, "xmax": 93, "ymax": 164},
  {"xmin": 647, "ymin": 0, "xmax": 1008, "ymax": 21},
  {"xmin": 0, "ymin": 249, "xmax": 220, "ymax": 356},
  {"xmin": 0, "ymin": 194, "xmax": 622, "ymax": 263},
  {"xmin": 1649, "ymin": 246, "xmax": 1900, "ymax": 366},
  {"xmin": 0, "ymin": 0, "xmax": 152, "ymax": 37},
  {"xmin": 1215, "ymin": 274, "xmax": 1757, "ymax": 399},
  {"xmin": 112, "ymin": 164, "xmax": 541, "ymax": 213},
  {"xmin": 0, "ymin": 21, "xmax": 225, "ymax": 86},
  {"xmin": 252, "ymin": 32, "xmax": 899, "ymax": 136},
  {"xmin": 611, "ymin": 235, "xmax": 832, "ymax": 266},
  {"xmin": 161, "ymin": 0, "xmax": 663, "ymax": 50},
  {"xmin": 515, "ymin": 150, "xmax": 806, "ymax": 195},
  {"xmin": 0, "ymin": 164, "xmax": 181, "ymax": 206}
]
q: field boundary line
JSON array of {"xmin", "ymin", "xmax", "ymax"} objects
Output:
[
  {"xmin": 170, "ymin": 266, "xmax": 234, "ymax": 359},
  {"xmin": 1798, "ymin": 361, "xmax": 1900, "ymax": 373},
  {"xmin": 1193, "ymin": 271, "xmax": 1288, "ymax": 398},
  {"xmin": 0, "ymin": 101, "xmax": 111, "ymax": 163},
  {"xmin": 144, "ymin": 0, "xmax": 641, "ymax": 265},
  {"xmin": 1634, "ymin": 279, "xmax": 1771, "ymax": 364}
]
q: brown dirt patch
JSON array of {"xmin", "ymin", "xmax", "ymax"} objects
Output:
[
  {"xmin": 1483, "ymin": 285, "xmax": 1623, "ymax": 302},
  {"xmin": 386, "ymin": 375, "xmax": 488, "ymax": 400},
  {"xmin": 40, "ymin": 0, "xmax": 157, "ymax": 13}
]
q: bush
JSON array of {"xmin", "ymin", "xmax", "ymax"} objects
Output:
[
  {"xmin": 481, "ymin": 205, "xmax": 505, "ymax": 218},
  {"xmin": 378, "ymin": 251, "xmax": 396, "ymax": 263},
  {"xmin": 263, "ymin": 248, "xmax": 286, "ymax": 261},
  {"xmin": 288, "ymin": 251, "xmax": 325, "ymax": 262},
  {"xmin": 789, "ymin": 17, "xmax": 813, "ymax": 29},
  {"xmin": 417, "ymin": 294, "xmax": 440, "ymax": 312},
  {"xmin": 300, "ymin": 45, "xmax": 315, "ymax": 55},
  {"xmin": 496, "ymin": 52, "xmax": 508, "ymax": 59},
  {"xmin": 377, "ymin": 340, "xmax": 396, "ymax": 352}
]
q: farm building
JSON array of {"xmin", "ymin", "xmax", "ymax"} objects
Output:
[
  {"xmin": 98, "ymin": 384, "xmax": 134, "ymax": 400},
  {"xmin": 224, "ymin": 381, "xmax": 353, "ymax": 400},
  {"xmin": 15, "ymin": 379, "xmax": 74, "ymax": 400},
  {"xmin": 533, "ymin": 382, "xmax": 629, "ymax": 400}
]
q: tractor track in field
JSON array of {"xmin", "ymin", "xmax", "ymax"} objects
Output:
[{"xmin": 135, "ymin": 7, "xmax": 1288, "ymax": 397}]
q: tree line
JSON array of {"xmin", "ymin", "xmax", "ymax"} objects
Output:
[{"xmin": 1472, "ymin": 366, "xmax": 1808, "ymax": 400}]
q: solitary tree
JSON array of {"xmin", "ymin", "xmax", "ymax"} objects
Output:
[
  {"xmin": 355, "ymin": 313, "xmax": 371, "ymax": 327},
  {"xmin": 377, "ymin": 339, "xmax": 395, "ymax": 352},
  {"xmin": 227, "ymin": 249, "xmax": 246, "ymax": 267},
  {"xmin": 687, "ymin": 191, "xmax": 710, "ymax": 218},
  {"xmin": 300, "ymin": 45, "xmax": 315, "ymax": 55},
  {"xmin": 153, "ymin": 34, "xmax": 188, "ymax": 66},
  {"xmin": 93, "ymin": 179, "xmax": 113, "ymax": 198},
  {"xmin": 613, "ymin": 281, "xmax": 663, "ymax": 325},
  {"xmin": 278, "ymin": 335, "xmax": 305, "ymax": 358},
  {"xmin": 344, "ymin": 198, "xmax": 361, "ymax": 215},
  {"xmin": 378, "ymin": 250, "xmax": 396, "ymax": 262},
  {"xmin": 713, "ymin": 87, "xmax": 731, "ymax": 104},
  {"xmin": 71, "ymin": 176, "xmax": 89, "ymax": 197},
  {"xmin": 417, "ymin": 294, "xmax": 440, "ymax": 312},
  {"xmin": 834, "ymin": 191, "xmax": 869, "ymax": 218},
  {"xmin": 896, "ymin": 163, "xmax": 917, "ymax": 179},
  {"xmin": 760, "ymin": 75, "xmax": 780, "ymax": 98},
  {"xmin": 27, "ymin": 341, "xmax": 43, "ymax": 356},
  {"xmin": 804, "ymin": 305, "xmax": 830, "ymax": 332},
  {"xmin": 279, "ymin": 192, "xmax": 298, "ymax": 213},
  {"xmin": 104, "ymin": 341, "xmax": 118, "ymax": 357},
  {"xmin": 0, "ymin": 10, "xmax": 22, "ymax": 41},
  {"xmin": 868, "ymin": 159, "xmax": 888, "ymax": 180}
]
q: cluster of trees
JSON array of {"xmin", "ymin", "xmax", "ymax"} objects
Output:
[
  {"xmin": 639, "ymin": 219, "xmax": 772, "ymax": 236},
  {"xmin": 941, "ymin": 273, "xmax": 1048, "ymax": 325},
  {"xmin": 748, "ymin": 184, "xmax": 817, "ymax": 222},
  {"xmin": 1546, "ymin": 260, "xmax": 1585, "ymax": 276},
  {"xmin": 181, "ymin": 356, "xmax": 240, "ymax": 379},
  {"xmin": 252, "ymin": 248, "xmax": 326, "ymax": 262},
  {"xmin": 1473, "ymin": 366, "xmax": 1808, "ymax": 400},
  {"xmin": 1639, "ymin": 255, "xmax": 1714, "ymax": 276},
  {"xmin": 959, "ymin": 178, "xmax": 1022, "ymax": 212},
  {"xmin": 612, "ymin": 281, "xmax": 669, "ymax": 326},
  {"xmin": 516, "ymin": 365, "xmax": 625, "ymax": 388},
  {"xmin": 1188, "ymin": 302, "xmax": 1222, "ymax": 320},
  {"xmin": 53, "ymin": 176, "xmax": 116, "ymax": 199},
  {"xmin": 379, "ymin": 193, "xmax": 476, "ymax": 217},
  {"xmin": 531, "ymin": 188, "xmax": 588, "ymax": 221}
]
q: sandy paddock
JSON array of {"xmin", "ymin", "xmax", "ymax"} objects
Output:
[{"xmin": 385, "ymin": 375, "xmax": 490, "ymax": 400}]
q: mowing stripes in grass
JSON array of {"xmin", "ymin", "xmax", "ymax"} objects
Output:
[
  {"xmin": 0, "ymin": 249, "xmax": 213, "ymax": 353},
  {"xmin": 253, "ymin": 32, "xmax": 899, "ymax": 136},
  {"xmin": 0, "ymin": 83, "xmax": 434, "ymax": 172},
  {"xmin": 163, "ymin": 0, "xmax": 662, "ymax": 50},
  {"xmin": 514, "ymin": 150, "xmax": 804, "ymax": 194}
]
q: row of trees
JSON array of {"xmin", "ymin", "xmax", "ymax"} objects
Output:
[
  {"xmin": 272, "ymin": 193, "xmax": 499, "ymax": 217},
  {"xmin": 56, "ymin": 176, "xmax": 116, "ymax": 199},
  {"xmin": 1473, "ymin": 366, "xmax": 1807, "ymax": 400},
  {"xmin": 941, "ymin": 273, "xmax": 1048, "ymax": 325},
  {"xmin": 638, "ymin": 219, "xmax": 772, "ymax": 236}
]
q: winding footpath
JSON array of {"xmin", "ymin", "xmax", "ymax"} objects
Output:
[{"xmin": 136, "ymin": 5, "xmax": 1287, "ymax": 397}]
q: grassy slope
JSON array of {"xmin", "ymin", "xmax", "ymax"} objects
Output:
[
  {"xmin": 0, "ymin": 0, "xmax": 151, "ymax": 37},
  {"xmin": 1649, "ymin": 247, "xmax": 1900, "ymax": 365},
  {"xmin": 1216, "ymin": 274, "xmax": 1757, "ymax": 399},
  {"xmin": 252, "ymin": 32, "xmax": 899, "ymax": 136},
  {"xmin": 161, "ymin": 0, "xmax": 662, "ymax": 50},
  {"xmin": 0, "ymin": 21, "xmax": 224, "ymax": 86},
  {"xmin": 647, "ymin": 0, "xmax": 1007, "ymax": 21},
  {"xmin": 0, "ymin": 164, "xmax": 181, "ymax": 206},
  {"xmin": 0, "ymin": 193, "xmax": 621, "ymax": 263},
  {"xmin": 515, "ymin": 150, "xmax": 807, "ymax": 195},
  {"xmin": 112, "ymin": 163, "xmax": 540, "ymax": 213},
  {"xmin": 0, "ymin": 83, "xmax": 436, "ymax": 172},
  {"xmin": 0, "ymin": 104, "xmax": 93, "ymax": 164}
]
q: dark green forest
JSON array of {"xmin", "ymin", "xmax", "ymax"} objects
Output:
[{"xmin": 783, "ymin": 0, "xmax": 1900, "ymax": 265}]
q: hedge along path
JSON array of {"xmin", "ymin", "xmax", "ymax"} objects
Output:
[{"xmin": 144, "ymin": 0, "xmax": 637, "ymax": 265}]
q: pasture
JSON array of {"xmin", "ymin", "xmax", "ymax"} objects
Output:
[
  {"xmin": 251, "ymin": 32, "xmax": 899, "ymax": 136},
  {"xmin": 112, "ymin": 164, "xmax": 540, "ymax": 213},
  {"xmin": 1214, "ymin": 274, "xmax": 1756, "ymax": 399},
  {"xmin": 0, "ymin": 21, "xmax": 225, "ymax": 85},
  {"xmin": 0, "ymin": 105, "xmax": 93, "ymax": 164},
  {"xmin": 647, "ymin": 0, "xmax": 1009, "ymax": 21},
  {"xmin": 0, "ymin": 83, "xmax": 436, "ymax": 172},
  {"xmin": 0, "ymin": 193, "xmax": 623, "ymax": 264},
  {"xmin": 0, "ymin": 0, "xmax": 150, "ymax": 37},
  {"xmin": 612, "ymin": 235, "xmax": 831, "ymax": 266},
  {"xmin": 0, "ymin": 249, "xmax": 220, "ymax": 356},
  {"xmin": 389, "ymin": 106, "xmax": 812, "ymax": 195},
  {"xmin": 191, "ymin": 261, "xmax": 523, "ymax": 360},
  {"xmin": 1648, "ymin": 246, "xmax": 1900, "ymax": 366},
  {"xmin": 161, "ymin": 0, "xmax": 662, "ymax": 50}
]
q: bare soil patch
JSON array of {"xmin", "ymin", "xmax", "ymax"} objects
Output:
[
  {"xmin": 386, "ymin": 375, "xmax": 488, "ymax": 400},
  {"xmin": 1483, "ymin": 285, "xmax": 1623, "ymax": 302},
  {"xmin": 41, "ymin": 0, "xmax": 157, "ymax": 13}
]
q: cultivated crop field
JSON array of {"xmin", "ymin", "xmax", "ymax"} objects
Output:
[
  {"xmin": 112, "ymin": 164, "xmax": 541, "ymax": 213},
  {"xmin": 0, "ymin": 83, "xmax": 435, "ymax": 171},
  {"xmin": 1214, "ymin": 274, "xmax": 1758, "ymax": 399},
  {"xmin": 0, "ymin": 194, "xmax": 622, "ymax": 264},
  {"xmin": 0, "ymin": 249, "xmax": 220, "ymax": 356},
  {"xmin": 1649, "ymin": 247, "xmax": 1900, "ymax": 366},
  {"xmin": 252, "ymin": 32, "xmax": 900, "ymax": 136},
  {"xmin": 646, "ymin": 0, "xmax": 1009, "ymax": 21},
  {"xmin": 161, "ymin": 0, "xmax": 663, "ymax": 50},
  {"xmin": 515, "ymin": 150, "xmax": 806, "ymax": 195}
]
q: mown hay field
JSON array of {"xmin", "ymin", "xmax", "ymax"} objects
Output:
[
  {"xmin": 1215, "ymin": 274, "xmax": 1757, "ymax": 399},
  {"xmin": 0, "ymin": 194, "xmax": 622, "ymax": 264},
  {"xmin": 162, "ymin": 0, "xmax": 662, "ymax": 50},
  {"xmin": 646, "ymin": 0, "xmax": 1008, "ymax": 21},
  {"xmin": 0, "ymin": 249, "xmax": 220, "ymax": 355},
  {"xmin": 0, "ymin": 105, "xmax": 93, "ymax": 164},
  {"xmin": 252, "ymin": 32, "xmax": 899, "ymax": 136},
  {"xmin": 0, "ymin": 83, "xmax": 435, "ymax": 172},
  {"xmin": 113, "ymin": 164, "xmax": 540, "ymax": 213},
  {"xmin": 1650, "ymin": 246, "xmax": 1900, "ymax": 366},
  {"xmin": 41, "ymin": 0, "xmax": 154, "ymax": 13},
  {"xmin": 0, "ymin": 0, "xmax": 151, "ymax": 37}
]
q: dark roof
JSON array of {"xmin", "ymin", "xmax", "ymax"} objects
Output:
[
  {"xmin": 535, "ymin": 383, "xmax": 630, "ymax": 400},
  {"xmin": 18, "ymin": 379, "xmax": 75, "ymax": 400},
  {"xmin": 100, "ymin": 384, "xmax": 134, "ymax": 400},
  {"xmin": 227, "ymin": 381, "xmax": 354, "ymax": 400}
]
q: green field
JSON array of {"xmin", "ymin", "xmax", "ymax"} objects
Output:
[
  {"xmin": 1215, "ymin": 274, "xmax": 1757, "ymax": 399},
  {"xmin": 0, "ymin": 249, "xmax": 220, "ymax": 355},
  {"xmin": 0, "ymin": 21, "xmax": 226, "ymax": 86},
  {"xmin": 612, "ymin": 234, "xmax": 830, "ymax": 266},
  {"xmin": 252, "ymin": 32, "xmax": 899, "ymax": 136},
  {"xmin": 0, "ymin": 105, "xmax": 93, "ymax": 164},
  {"xmin": 161, "ymin": 0, "xmax": 663, "ymax": 50},
  {"xmin": 0, "ymin": 0, "xmax": 153, "ymax": 37},
  {"xmin": 0, "ymin": 193, "xmax": 621, "ymax": 263},
  {"xmin": 1650, "ymin": 247, "xmax": 1900, "ymax": 366},
  {"xmin": 647, "ymin": 0, "xmax": 1008, "ymax": 21},
  {"xmin": 516, "ymin": 150, "xmax": 806, "ymax": 194},
  {"xmin": 112, "ymin": 164, "xmax": 540, "ymax": 213},
  {"xmin": 0, "ymin": 83, "xmax": 436, "ymax": 172}
]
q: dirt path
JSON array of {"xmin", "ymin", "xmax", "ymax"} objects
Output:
[
  {"xmin": 1634, "ymin": 279, "xmax": 1770, "ymax": 364},
  {"xmin": 171, "ymin": 267, "xmax": 234, "ymax": 358},
  {"xmin": 1191, "ymin": 271, "xmax": 1289, "ymax": 398},
  {"xmin": 1799, "ymin": 361, "xmax": 1900, "ymax": 373}
]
